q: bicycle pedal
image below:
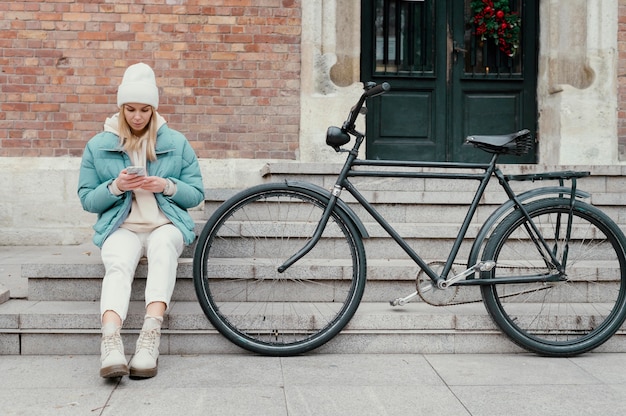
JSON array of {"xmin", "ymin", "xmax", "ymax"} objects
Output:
[{"xmin": 389, "ymin": 291, "xmax": 418, "ymax": 307}]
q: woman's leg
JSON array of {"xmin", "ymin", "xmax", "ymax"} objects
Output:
[
  {"xmin": 100, "ymin": 228, "xmax": 143, "ymax": 323},
  {"xmin": 99, "ymin": 228, "xmax": 143, "ymax": 378},
  {"xmin": 143, "ymin": 224, "xmax": 184, "ymax": 314},
  {"xmin": 129, "ymin": 224, "xmax": 183, "ymax": 379}
]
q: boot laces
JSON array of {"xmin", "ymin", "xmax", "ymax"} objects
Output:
[
  {"xmin": 102, "ymin": 333, "xmax": 123, "ymax": 355},
  {"xmin": 136, "ymin": 328, "xmax": 160, "ymax": 353}
]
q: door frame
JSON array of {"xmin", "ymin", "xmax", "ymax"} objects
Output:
[{"xmin": 361, "ymin": 0, "xmax": 538, "ymax": 163}]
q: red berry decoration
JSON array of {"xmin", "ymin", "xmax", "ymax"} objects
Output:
[{"xmin": 470, "ymin": 0, "xmax": 521, "ymax": 57}]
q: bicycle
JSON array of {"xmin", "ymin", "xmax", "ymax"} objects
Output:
[{"xmin": 193, "ymin": 82, "xmax": 626, "ymax": 357}]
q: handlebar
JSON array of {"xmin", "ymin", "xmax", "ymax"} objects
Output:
[
  {"xmin": 327, "ymin": 81, "xmax": 390, "ymax": 151},
  {"xmin": 342, "ymin": 82, "xmax": 390, "ymax": 132},
  {"xmin": 364, "ymin": 81, "xmax": 391, "ymax": 98}
]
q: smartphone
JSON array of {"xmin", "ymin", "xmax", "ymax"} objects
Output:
[{"xmin": 126, "ymin": 166, "xmax": 146, "ymax": 176}]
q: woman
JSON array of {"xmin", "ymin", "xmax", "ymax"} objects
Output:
[{"xmin": 78, "ymin": 63, "xmax": 205, "ymax": 379}]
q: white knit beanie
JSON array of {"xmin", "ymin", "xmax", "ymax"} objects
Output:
[{"xmin": 117, "ymin": 63, "xmax": 159, "ymax": 109}]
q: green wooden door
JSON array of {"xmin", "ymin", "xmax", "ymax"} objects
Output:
[{"xmin": 361, "ymin": 0, "xmax": 538, "ymax": 163}]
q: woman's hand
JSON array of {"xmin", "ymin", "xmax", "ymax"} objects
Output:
[
  {"xmin": 115, "ymin": 169, "xmax": 147, "ymax": 191},
  {"xmin": 139, "ymin": 176, "xmax": 168, "ymax": 193},
  {"xmin": 116, "ymin": 169, "xmax": 168, "ymax": 193}
]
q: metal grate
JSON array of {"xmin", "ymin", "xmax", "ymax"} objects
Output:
[
  {"xmin": 375, "ymin": 0, "xmax": 434, "ymax": 76},
  {"xmin": 374, "ymin": 0, "xmax": 523, "ymax": 78}
]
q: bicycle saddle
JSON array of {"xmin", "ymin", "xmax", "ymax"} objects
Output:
[{"xmin": 466, "ymin": 129, "xmax": 533, "ymax": 155}]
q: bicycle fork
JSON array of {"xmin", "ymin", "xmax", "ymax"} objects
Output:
[
  {"xmin": 278, "ymin": 142, "xmax": 360, "ymax": 274},
  {"xmin": 389, "ymin": 260, "xmax": 496, "ymax": 307},
  {"xmin": 276, "ymin": 190, "xmax": 341, "ymax": 273}
]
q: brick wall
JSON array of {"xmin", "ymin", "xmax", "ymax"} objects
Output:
[
  {"xmin": 0, "ymin": 0, "xmax": 301, "ymax": 159},
  {"xmin": 617, "ymin": 0, "xmax": 626, "ymax": 161}
]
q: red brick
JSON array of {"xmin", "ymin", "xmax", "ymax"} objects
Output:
[{"xmin": 0, "ymin": 0, "xmax": 301, "ymax": 159}]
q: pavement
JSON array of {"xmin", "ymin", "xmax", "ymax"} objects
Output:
[
  {"xmin": 3, "ymin": 246, "xmax": 626, "ymax": 415},
  {"xmin": 2, "ymin": 352, "xmax": 626, "ymax": 415}
]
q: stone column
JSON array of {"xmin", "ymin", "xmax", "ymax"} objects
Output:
[
  {"xmin": 299, "ymin": 0, "xmax": 364, "ymax": 162},
  {"xmin": 538, "ymin": 0, "xmax": 619, "ymax": 165}
]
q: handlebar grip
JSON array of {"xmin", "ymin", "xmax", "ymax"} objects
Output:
[{"xmin": 364, "ymin": 82, "xmax": 390, "ymax": 98}]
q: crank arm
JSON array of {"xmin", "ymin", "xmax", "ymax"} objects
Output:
[
  {"xmin": 437, "ymin": 261, "xmax": 496, "ymax": 289},
  {"xmin": 389, "ymin": 261, "xmax": 496, "ymax": 306}
]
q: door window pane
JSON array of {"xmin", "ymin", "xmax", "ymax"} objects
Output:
[{"xmin": 375, "ymin": 0, "xmax": 434, "ymax": 76}]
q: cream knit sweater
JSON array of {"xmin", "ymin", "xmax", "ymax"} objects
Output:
[{"xmin": 105, "ymin": 113, "xmax": 175, "ymax": 233}]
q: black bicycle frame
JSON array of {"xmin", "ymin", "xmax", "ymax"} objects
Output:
[{"xmin": 278, "ymin": 131, "xmax": 585, "ymax": 288}]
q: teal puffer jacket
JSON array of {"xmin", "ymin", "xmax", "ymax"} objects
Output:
[{"xmin": 78, "ymin": 125, "xmax": 205, "ymax": 247}]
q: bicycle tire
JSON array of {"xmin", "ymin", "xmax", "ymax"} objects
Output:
[
  {"xmin": 481, "ymin": 197, "xmax": 626, "ymax": 356},
  {"xmin": 193, "ymin": 183, "xmax": 367, "ymax": 356}
]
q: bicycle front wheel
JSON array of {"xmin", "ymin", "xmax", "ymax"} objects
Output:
[
  {"xmin": 481, "ymin": 198, "xmax": 626, "ymax": 356},
  {"xmin": 193, "ymin": 183, "xmax": 367, "ymax": 356}
]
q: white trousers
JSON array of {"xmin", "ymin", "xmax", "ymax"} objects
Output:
[{"xmin": 100, "ymin": 224, "xmax": 184, "ymax": 321}]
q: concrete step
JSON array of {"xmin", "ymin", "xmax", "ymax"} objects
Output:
[
  {"xmin": 0, "ymin": 284, "xmax": 9, "ymax": 305},
  {"xmin": 23, "ymin": 254, "xmax": 619, "ymax": 304},
  {"xmin": 22, "ymin": 257, "xmax": 457, "ymax": 303},
  {"xmin": 200, "ymin": 196, "xmax": 507, "ymax": 227},
  {"xmin": 2, "ymin": 299, "xmax": 625, "ymax": 355}
]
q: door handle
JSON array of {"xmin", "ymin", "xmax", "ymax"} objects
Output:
[
  {"xmin": 452, "ymin": 41, "xmax": 467, "ymax": 64},
  {"xmin": 453, "ymin": 41, "xmax": 467, "ymax": 54}
]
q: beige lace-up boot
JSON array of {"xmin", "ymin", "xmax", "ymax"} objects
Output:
[
  {"xmin": 129, "ymin": 315, "xmax": 163, "ymax": 379},
  {"xmin": 100, "ymin": 322, "xmax": 129, "ymax": 378}
]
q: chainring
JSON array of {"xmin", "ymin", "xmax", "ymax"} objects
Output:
[{"xmin": 416, "ymin": 261, "xmax": 460, "ymax": 306}]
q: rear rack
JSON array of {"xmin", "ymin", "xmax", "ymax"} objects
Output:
[{"xmin": 505, "ymin": 171, "xmax": 591, "ymax": 182}]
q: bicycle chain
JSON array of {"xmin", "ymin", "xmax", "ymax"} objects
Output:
[
  {"xmin": 417, "ymin": 261, "xmax": 494, "ymax": 306},
  {"xmin": 417, "ymin": 261, "xmax": 551, "ymax": 306}
]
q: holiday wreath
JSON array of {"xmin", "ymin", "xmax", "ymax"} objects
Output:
[{"xmin": 470, "ymin": 0, "xmax": 521, "ymax": 57}]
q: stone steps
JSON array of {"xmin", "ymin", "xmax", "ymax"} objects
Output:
[
  {"xmin": 3, "ymin": 251, "xmax": 626, "ymax": 355},
  {"xmin": 2, "ymin": 162, "xmax": 626, "ymax": 355}
]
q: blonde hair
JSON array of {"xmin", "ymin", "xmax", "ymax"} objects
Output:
[{"xmin": 118, "ymin": 106, "xmax": 158, "ymax": 162}]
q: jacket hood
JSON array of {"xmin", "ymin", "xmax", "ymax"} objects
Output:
[{"xmin": 103, "ymin": 112, "xmax": 167, "ymax": 136}]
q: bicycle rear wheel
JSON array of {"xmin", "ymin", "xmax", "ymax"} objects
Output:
[
  {"xmin": 481, "ymin": 198, "xmax": 626, "ymax": 356},
  {"xmin": 193, "ymin": 183, "xmax": 367, "ymax": 356}
]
